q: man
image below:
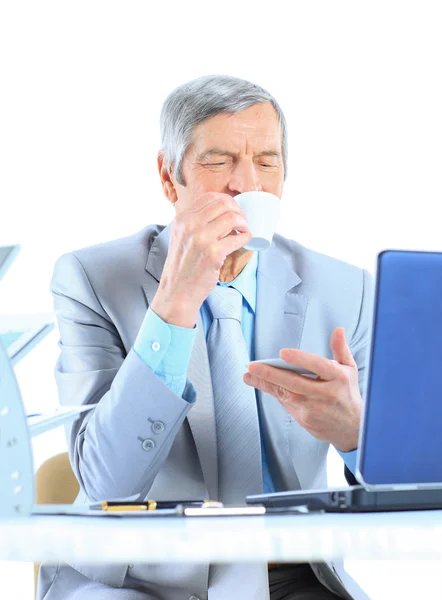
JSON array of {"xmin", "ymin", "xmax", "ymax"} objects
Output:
[{"xmin": 38, "ymin": 75, "xmax": 372, "ymax": 600}]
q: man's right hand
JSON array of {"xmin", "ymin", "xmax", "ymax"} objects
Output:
[{"xmin": 151, "ymin": 192, "xmax": 252, "ymax": 328}]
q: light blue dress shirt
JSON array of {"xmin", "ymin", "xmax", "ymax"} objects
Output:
[{"xmin": 134, "ymin": 252, "xmax": 357, "ymax": 490}]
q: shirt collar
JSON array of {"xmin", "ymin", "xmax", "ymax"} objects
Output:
[{"xmin": 218, "ymin": 251, "xmax": 258, "ymax": 313}]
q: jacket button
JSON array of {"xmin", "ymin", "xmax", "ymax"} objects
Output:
[
  {"xmin": 141, "ymin": 439, "xmax": 155, "ymax": 452},
  {"xmin": 152, "ymin": 420, "xmax": 165, "ymax": 434}
]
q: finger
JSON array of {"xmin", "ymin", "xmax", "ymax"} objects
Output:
[
  {"xmin": 246, "ymin": 363, "xmax": 319, "ymax": 396},
  {"xmin": 206, "ymin": 211, "xmax": 249, "ymax": 240},
  {"xmin": 197, "ymin": 194, "xmax": 246, "ymax": 222},
  {"xmin": 218, "ymin": 231, "xmax": 253, "ymax": 255},
  {"xmin": 191, "ymin": 211, "xmax": 250, "ymax": 258},
  {"xmin": 279, "ymin": 348, "xmax": 340, "ymax": 381},
  {"xmin": 244, "ymin": 372, "xmax": 306, "ymax": 405},
  {"xmin": 330, "ymin": 327, "xmax": 357, "ymax": 368}
]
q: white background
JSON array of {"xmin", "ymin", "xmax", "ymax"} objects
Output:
[{"xmin": 1, "ymin": 1, "xmax": 442, "ymax": 598}]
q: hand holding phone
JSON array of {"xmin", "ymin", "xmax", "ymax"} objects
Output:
[{"xmin": 247, "ymin": 358, "xmax": 319, "ymax": 378}]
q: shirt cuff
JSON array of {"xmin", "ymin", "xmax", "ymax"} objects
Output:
[
  {"xmin": 336, "ymin": 448, "xmax": 358, "ymax": 476},
  {"xmin": 133, "ymin": 308, "xmax": 197, "ymax": 397}
]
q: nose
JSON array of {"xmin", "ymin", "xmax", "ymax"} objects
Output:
[{"xmin": 227, "ymin": 157, "xmax": 262, "ymax": 195}]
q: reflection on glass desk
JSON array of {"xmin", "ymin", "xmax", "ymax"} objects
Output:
[{"xmin": 1, "ymin": 510, "xmax": 442, "ymax": 564}]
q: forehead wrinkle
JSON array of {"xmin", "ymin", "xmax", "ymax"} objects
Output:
[
  {"xmin": 189, "ymin": 109, "xmax": 282, "ymax": 159},
  {"xmin": 197, "ymin": 147, "xmax": 280, "ymax": 161},
  {"xmin": 244, "ymin": 136, "xmax": 281, "ymax": 157}
]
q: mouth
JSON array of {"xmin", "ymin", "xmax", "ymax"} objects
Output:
[{"xmin": 219, "ymin": 229, "xmax": 240, "ymax": 240}]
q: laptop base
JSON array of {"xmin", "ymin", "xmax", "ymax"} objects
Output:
[{"xmin": 247, "ymin": 486, "xmax": 442, "ymax": 512}]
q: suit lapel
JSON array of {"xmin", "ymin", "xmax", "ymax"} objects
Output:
[
  {"xmin": 255, "ymin": 241, "xmax": 305, "ymax": 361},
  {"xmin": 142, "ymin": 225, "xmax": 218, "ymax": 500},
  {"xmin": 255, "ymin": 241, "xmax": 309, "ymax": 490}
]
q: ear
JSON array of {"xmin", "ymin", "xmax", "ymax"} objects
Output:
[{"xmin": 157, "ymin": 152, "xmax": 178, "ymax": 205}]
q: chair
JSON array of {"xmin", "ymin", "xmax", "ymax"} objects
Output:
[{"xmin": 34, "ymin": 452, "xmax": 80, "ymax": 598}]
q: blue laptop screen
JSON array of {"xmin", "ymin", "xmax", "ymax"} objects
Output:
[{"xmin": 359, "ymin": 250, "xmax": 442, "ymax": 486}]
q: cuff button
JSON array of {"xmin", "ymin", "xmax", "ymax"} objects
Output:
[
  {"xmin": 141, "ymin": 439, "xmax": 156, "ymax": 452},
  {"xmin": 152, "ymin": 420, "xmax": 165, "ymax": 434}
]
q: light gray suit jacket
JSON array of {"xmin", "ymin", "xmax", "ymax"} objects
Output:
[{"xmin": 38, "ymin": 223, "xmax": 373, "ymax": 600}]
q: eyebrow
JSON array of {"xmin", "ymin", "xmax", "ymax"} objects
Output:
[{"xmin": 197, "ymin": 148, "xmax": 281, "ymax": 161}]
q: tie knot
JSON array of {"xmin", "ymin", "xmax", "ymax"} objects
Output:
[{"xmin": 206, "ymin": 286, "xmax": 243, "ymax": 322}]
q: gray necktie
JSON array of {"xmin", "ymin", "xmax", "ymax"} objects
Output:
[
  {"xmin": 206, "ymin": 287, "xmax": 268, "ymax": 600},
  {"xmin": 206, "ymin": 285, "xmax": 263, "ymax": 505}
]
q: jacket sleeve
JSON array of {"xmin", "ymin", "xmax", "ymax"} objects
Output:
[
  {"xmin": 343, "ymin": 267, "xmax": 374, "ymax": 480},
  {"xmin": 350, "ymin": 268, "xmax": 374, "ymax": 401},
  {"xmin": 51, "ymin": 252, "xmax": 196, "ymax": 501}
]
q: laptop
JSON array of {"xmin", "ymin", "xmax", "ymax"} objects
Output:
[
  {"xmin": 247, "ymin": 250, "xmax": 442, "ymax": 512},
  {"xmin": 27, "ymin": 404, "xmax": 97, "ymax": 437},
  {"xmin": 0, "ymin": 244, "xmax": 20, "ymax": 282},
  {"xmin": 0, "ymin": 245, "xmax": 56, "ymax": 364},
  {"xmin": 0, "ymin": 313, "xmax": 55, "ymax": 365}
]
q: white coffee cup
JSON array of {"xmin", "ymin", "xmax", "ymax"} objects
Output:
[{"xmin": 234, "ymin": 191, "xmax": 281, "ymax": 251}]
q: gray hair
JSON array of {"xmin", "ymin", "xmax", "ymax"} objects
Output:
[{"xmin": 159, "ymin": 74, "xmax": 288, "ymax": 185}]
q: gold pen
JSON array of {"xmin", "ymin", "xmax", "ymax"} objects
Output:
[{"xmin": 90, "ymin": 500, "xmax": 222, "ymax": 512}]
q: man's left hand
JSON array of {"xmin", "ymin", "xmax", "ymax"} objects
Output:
[{"xmin": 243, "ymin": 327, "xmax": 362, "ymax": 452}]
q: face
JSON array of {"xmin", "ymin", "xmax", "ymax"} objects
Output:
[{"xmin": 159, "ymin": 102, "xmax": 284, "ymax": 212}]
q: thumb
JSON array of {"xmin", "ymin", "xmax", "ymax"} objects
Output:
[{"xmin": 330, "ymin": 327, "xmax": 356, "ymax": 367}]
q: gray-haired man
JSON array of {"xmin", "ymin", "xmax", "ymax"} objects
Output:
[{"xmin": 38, "ymin": 75, "xmax": 372, "ymax": 600}]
